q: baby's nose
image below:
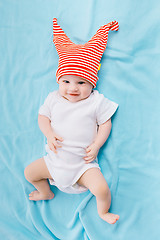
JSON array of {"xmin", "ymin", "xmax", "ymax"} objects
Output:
[{"xmin": 70, "ymin": 84, "xmax": 78, "ymax": 91}]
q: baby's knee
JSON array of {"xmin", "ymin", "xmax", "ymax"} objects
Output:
[
  {"xmin": 24, "ymin": 165, "xmax": 33, "ymax": 182},
  {"xmin": 94, "ymin": 182, "xmax": 110, "ymax": 199}
]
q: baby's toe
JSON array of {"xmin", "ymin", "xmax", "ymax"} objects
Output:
[
  {"xmin": 29, "ymin": 191, "xmax": 35, "ymax": 197},
  {"xmin": 115, "ymin": 215, "xmax": 120, "ymax": 220}
]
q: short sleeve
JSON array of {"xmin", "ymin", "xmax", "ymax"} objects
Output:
[
  {"xmin": 95, "ymin": 92, "xmax": 118, "ymax": 125},
  {"xmin": 38, "ymin": 92, "xmax": 56, "ymax": 120}
]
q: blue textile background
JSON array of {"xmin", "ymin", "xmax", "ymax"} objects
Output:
[{"xmin": 1, "ymin": 0, "xmax": 160, "ymax": 239}]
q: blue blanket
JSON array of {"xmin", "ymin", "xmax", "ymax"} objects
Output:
[{"xmin": 1, "ymin": 0, "xmax": 160, "ymax": 239}]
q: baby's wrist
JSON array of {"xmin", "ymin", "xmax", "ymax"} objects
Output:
[
  {"xmin": 46, "ymin": 129, "xmax": 55, "ymax": 140},
  {"xmin": 93, "ymin": 141, "xmax": 101, "ymax": 150}
]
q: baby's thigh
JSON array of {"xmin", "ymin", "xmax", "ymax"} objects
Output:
[
  {"xmin": 24, "ymin": 157, "xmax": 52, "ymax": 181},
  {"xmin": 77, "ymin": 168, "xmax": 109, "ymax": 195}
]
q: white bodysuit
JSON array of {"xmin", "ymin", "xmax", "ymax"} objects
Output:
[{"xmin": 39, "ymin": 90, "xmax": 118, "ymax": 194}]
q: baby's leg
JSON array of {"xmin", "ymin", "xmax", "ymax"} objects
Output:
[
  {"xmin": 24, "ymin": 157, "xmax": 54, "ymax": 201},
  {"xmin": 77, "ymin": 168, "xmax": 119, "ymax": 224}
]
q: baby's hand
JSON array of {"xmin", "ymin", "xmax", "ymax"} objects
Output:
[
  {"xmin": 84, "ymin": 143, "xmax": 99, "ymax": 164},
  {"xmin": 47, "ymin": 133, "xmax": 63, "ymax": 154}
]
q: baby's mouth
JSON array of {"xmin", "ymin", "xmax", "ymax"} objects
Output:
[{"xmin": 68, "ymin": 93, "xmax": 79, "ymax": 96}]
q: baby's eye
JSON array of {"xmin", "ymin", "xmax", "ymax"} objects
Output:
[
  {"xmin": 78, "ymin": 81, "xmax": 85, "ymax": 85},
  {"xmin": 63, "ymin": 80, "xmax": 70, "ymax": 83}
]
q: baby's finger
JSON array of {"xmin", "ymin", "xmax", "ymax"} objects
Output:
[
  {"xmin": 86, "ymin": 147, "xmax": 91, "ymax": 153},
  {"xmin": 54, "ymin": 141, "xmax": 62, "ymax": 148},
  {"xmin": 84, "ymin": 155, "xmax": 93, "ymax": 161},
  {"xmin": 84, "ymin": 152, "xmax": 93, "ymax": 158},
  {"xmin": 85, "ymin": 157, "xmax": 94, "ymax": 164},
  {"xmin": 55, "ymin": 135, "xmax": 63, "ymax": 142},
  {"xmin": 52, "ymin": 147, "xmax": 57, "ymax": 154},
  {"xmin": 49, "ymin": 144, "xmax": 57, "ymax": 154}
]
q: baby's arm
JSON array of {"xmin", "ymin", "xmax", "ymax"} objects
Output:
[
  {"xmin": 38, "ymin": 114, "xmax": 63, "ymax": 153},
  {"xmin": 84, "ymin": 119, "xmax": 112, "ymax": 163},
  {"xmin": 94, "ymin": 118, "xmax": 112, "ymax": 149}
]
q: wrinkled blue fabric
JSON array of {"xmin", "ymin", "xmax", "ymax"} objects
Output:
[{"xmin": 1, "ymin": 0, "xmax": 160, "ymax": 239}]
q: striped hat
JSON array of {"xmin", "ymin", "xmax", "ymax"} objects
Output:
[{"xmin": 53, "ymin": 18, "xmax": 119, "ymax": 87}]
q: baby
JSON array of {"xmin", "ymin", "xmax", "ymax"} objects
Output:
[{"xmin": 24, "ymin": 18, "xmax": 120, "ymax": 224}]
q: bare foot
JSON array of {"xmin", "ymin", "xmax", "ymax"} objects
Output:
[
  {"xmin": 29, "ymin": 190, "xmax": 54, "ymax": 201},
  {"xmin": 100, "ymin": 212, "xmax": 120, "ymax": 224}
]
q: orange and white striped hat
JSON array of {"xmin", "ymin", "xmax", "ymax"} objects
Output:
[{"xmin": 53, "ymin": 18, "xmax": 119, "ymax": 87}]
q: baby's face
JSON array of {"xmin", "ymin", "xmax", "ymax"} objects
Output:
[{"xmin": 58, "ymin": 75, "xmax": 93, "ymax": 102}]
